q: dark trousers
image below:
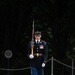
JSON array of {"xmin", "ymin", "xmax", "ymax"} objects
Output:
[{"xmin": 31, "ymin": 67, "xmax": 44, "ymax": 75}]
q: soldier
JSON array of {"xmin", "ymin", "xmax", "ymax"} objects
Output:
[{"xmin": 28, "ymin": 31, "xmax": 48, "ymax": 75}]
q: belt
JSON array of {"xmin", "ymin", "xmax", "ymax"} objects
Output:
[{"xmin": 34, "ymin": 53, "xmax": 43, "ymax": 57}]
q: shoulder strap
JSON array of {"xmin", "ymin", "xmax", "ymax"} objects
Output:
[{"xmin": 41, "ymin": 40, "xmax": 47, "ymax": 45}]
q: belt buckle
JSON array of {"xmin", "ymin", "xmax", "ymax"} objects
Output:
[{"xmin": 37, "ymin": 53, "xmax": 39, "ymax": 57}]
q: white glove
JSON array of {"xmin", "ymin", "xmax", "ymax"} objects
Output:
[
  {"xmin": 29, "ymin": 54, "xmax": 34, "ymax": 59},
  {"xmin": 42, "ymin": 63, "xmax": 45, "ymax": 67}
]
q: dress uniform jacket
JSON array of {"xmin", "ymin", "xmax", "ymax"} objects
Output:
[{"xmin": 28, "ymin": 40, "xmax": 48, "ymax": 68}]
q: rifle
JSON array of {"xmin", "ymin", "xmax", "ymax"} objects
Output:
[{"xmin": 31, "ymin": 18, "xmax": 34, "ymax": 55}]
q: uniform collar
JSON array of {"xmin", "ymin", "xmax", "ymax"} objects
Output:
[{"xmin": 35, "ymin": 39, "xmax": 41, "ymax": 43}]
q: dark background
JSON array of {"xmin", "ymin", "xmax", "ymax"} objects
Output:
[{"xmin": 0, "ymin": 0, "xmax": 75, "ymax": 75}]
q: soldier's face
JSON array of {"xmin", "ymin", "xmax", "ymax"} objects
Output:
[{"xmin": 35, "ymin": 35, "xmax": 41, "ymax": 40}]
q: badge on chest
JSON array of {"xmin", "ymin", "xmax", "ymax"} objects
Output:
[{"xmin": 39, "ymin": 45, "xmax": 44, "ymax": 49}]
